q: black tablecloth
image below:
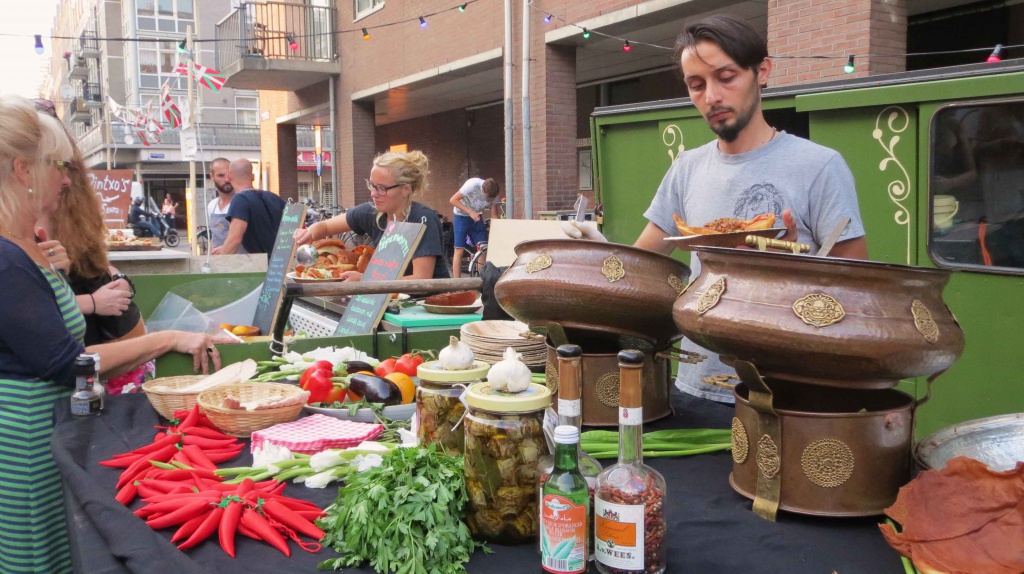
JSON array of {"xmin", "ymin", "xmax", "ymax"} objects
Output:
[{"xmin": 51, "ymin": 393, "xmax": 905, "ymax": 574}]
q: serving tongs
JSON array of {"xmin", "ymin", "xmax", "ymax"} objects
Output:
[{"xmin": 743, "ymin": 216, "xmax": 850, "ymax": 257}]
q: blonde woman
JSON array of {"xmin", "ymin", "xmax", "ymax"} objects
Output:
[
  {"xmin": 0, "ymin": 95, "xmax": 230, "ymax": 573},
  {"xmin": 293, "ymin": 150, "xmax": 450, "ymax": 281}
]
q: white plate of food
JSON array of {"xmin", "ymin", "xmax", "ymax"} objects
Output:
[{"xmin": 286, "ymin": 271, "xmax": 347, "ymax": 283}]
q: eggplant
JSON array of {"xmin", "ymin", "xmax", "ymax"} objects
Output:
[
  {"xmin": 345, "ymin": 360, "xmax": 378, "ymax": 375},
  {"xmin": 348, "ymin": 373, "xmax": 402, "ymax": 406}
]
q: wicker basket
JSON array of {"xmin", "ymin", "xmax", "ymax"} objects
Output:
[
  {"xmin": 197, "ymin": 382, "xmax": 305, "ymax": 437},
  {"xmin": 142, "ymin": 375, "xmax": 208, "ymax": 420}
]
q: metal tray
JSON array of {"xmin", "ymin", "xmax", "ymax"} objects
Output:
[{"xmin": 915, "ymin": 412, "xmax": 1024, "ymax": 471}]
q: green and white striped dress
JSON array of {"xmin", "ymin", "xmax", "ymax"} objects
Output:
[{"xmin": 0, "ymin": 267, "xmax": 84, "ymax": 574}]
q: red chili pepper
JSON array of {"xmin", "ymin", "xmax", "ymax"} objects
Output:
[
  {"xmin": 262, "ymin": 498, "xmax": 324, "ymax": 540},
  {"xmin": 180, "ymin": 426, "xmax": 234, "ymax": 440},
  {"xmin": 240, "ymin": 508, "xmax": 291, "ymax": 556},
  {"xmin": 177, "ymin": 505, "xmax": 224, "ymax": 551},
  {"xmin": 115, "ymin": 481, "xmax": 138, "ymax": 505},
  {"xmin": 218, "ymin": 479, "xmax": 253, "ymax": 558},
  {"xmin": 176, "ymin": 404, "xmax": 201, "ymax": 430},
  {"xmin": 268, "ymin": 496, "xmax": 323, "ymax": 512},
  {"xmin": 203, "ymin": 449, "xmax": 244, "ymax": 464},
  {"xmin": 116, "ymin": 444, "xmax": 178, "ymax": 489},
  {"xmin": 180, "ymin": 444, "xmax": 219, "ymax": 471},
  {"xmin": 181, "ymin": 435, "xmax": 240, "ymax": 449},
  {"xmin": 171, "ymin": 511, "xmax": 211, "ymax": 543},
  {"xmin": 294, "ymin": 509, "xmax": 327, "ymax": 521},
  {"xmin": 100, "ymin": 433, "xmax": 182, "ymax": 468},
  {"xmin": 145, "ymin": 499, "xmax": 214, "ymax": 529}
]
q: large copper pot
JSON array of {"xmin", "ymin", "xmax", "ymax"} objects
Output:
[
  {"xmin": 673, "ymin": 247, "xmax": 964, "ymax": 387},
  {"xmin": 730, "ymin": 380, "xmax": 915, "ymax": 517},
  {"xmin": 495, "ymin": 239, "xmax": 690, "ymax": 347}
]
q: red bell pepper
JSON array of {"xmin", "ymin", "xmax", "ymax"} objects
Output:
[{"xmin": 305, "ymin": 370, "xmax": 334, "ymax": 404}]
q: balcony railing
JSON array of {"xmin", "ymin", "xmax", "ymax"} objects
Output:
[
  {"xmin": 76, "ymin": 123, "xmax": 261, "ymax": 157},
  {"xmin": 82, "ymin": 82, "xmax": 103, "ymax": 108},
  {"xmin": 215, "ymin": 1, "xmax": 337, "ymax": 90},
  {"xmin": 80, "ymin": 32, "xmax": 100, "ymax": 58}
]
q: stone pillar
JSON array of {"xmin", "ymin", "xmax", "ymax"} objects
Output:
[
  {"xmin": 768, "ymin": 0, "xmax": 907, "ymax": 86},
  {"xmin": 535, "ymin": 43, "xmax": 579, "ymax": 214},
  {"xmin": 275, "ymin": 124, "xmax": 298, "ymax": 201}
]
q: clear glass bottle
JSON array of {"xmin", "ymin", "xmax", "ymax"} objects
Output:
[
  {"xmin": 538, "ymin": 344, "xmax": 602, "ymax": 556},
  {"xmin": 70, "ymin": 354, "xmax": 102, "ymax": 417},
  {"xmin": 84, "ymin": 352, "xmax": 104, "ymax": 410},
  {"xmin": 594, "ymin": 350, "xmax": 667, "ymax": 574},
  {"xmin": 463, "ymin": 381, "xmax": 551, "ymax": 544},
  {"xmin": 415, "ymin": 360, "xmax": 488, "ymax": 455},
  {"xmin": 541, "ymin": 425, "xmax": 590, "ymax": 574}
]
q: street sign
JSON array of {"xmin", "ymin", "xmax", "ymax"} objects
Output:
[{"xmin": 180, "ymin": 127, "xmax": 197, "ymax": 160}]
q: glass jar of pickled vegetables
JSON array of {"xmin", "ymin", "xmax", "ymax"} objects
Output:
[
  {"xmin": 415, "ymin": 360, "xmax": 489, "ymax": 455},
  {"xmin": 463, "ymin": 381, "xmax": 551, "ymax": 544}
]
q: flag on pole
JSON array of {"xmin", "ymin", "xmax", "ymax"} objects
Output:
[
  {"xmin": 182, "ymin": 62, "xmax": 226, "ymax": 92},
  {"xmin": 161, "ymin": 95, "xmax": 182, "ymax": 129}
]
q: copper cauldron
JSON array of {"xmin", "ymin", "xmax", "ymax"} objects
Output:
[
  {"xmin": 730, "ymin": 380, "xmax": 916, "ymax": 517},
  {"xmin": 495, "ymin": 240, "xmax": 690, "ymax": 348},
  {"xmin": 673, "ymin": 247, "xmax": 964, "ymax": 387}
]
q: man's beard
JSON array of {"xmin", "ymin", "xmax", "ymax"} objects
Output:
[
  {"xmin": 215, "ymin": 183, "xmax": 233, "ymax": 195},
  {"xmin": 706, "ymin": 103, "xmax": 755, "ymax": 143}
]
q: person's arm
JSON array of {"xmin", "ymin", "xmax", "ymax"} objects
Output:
[
  {"xmin": 293, "ymin": 211, "xmax": 355, "ymax": 245},
  {"xmin": 490, "ymin": 199, "xmax": 503, "ymax": 220},
  {"xmin": 87, "ymin": 330, "xmax": 231, "ymax": 378},
  {"xmin": 212, "ymin": 218, "xmax": 247, "ymax": 255},
  {"xmin": 406, "ymin": 256, "xmax": 437, "ymax": 280},
  {"xmin": 633, "ymin": 222, "xmax": 674, "ymax": 255},
  {"xmin": 449, "ymin": 191, "xmax": 480, "ymax": 221}
]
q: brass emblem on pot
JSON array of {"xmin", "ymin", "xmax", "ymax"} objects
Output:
[
  {"xmin": 596, "ymin": 372, "xmax": 620, "ymax": 408},
  {"xmin": 526, "ymin": 253, "xmax": 552, "ymax": 273},
  {"xmin": 732, "ymin": 418, "xmax": 749, "ymax": 464},
  {"xmin": 911, "ymin": 300, "xmax": 940, "ymax": 343},
  {"xmin": 756, "ymin": 434, "xmax": 781, "ymax": 479},
  {"xmin": 668, "ymin": 274, "xmax": 686, "ymax": 295},
  {"xmin": 545, "ymin": 361, "xmax": 558, "ymax": 394},
  {"xmin": 697, "ymin": 277, "xmax": 726, "ymax": 315},
  {"xmin": 792, "ymin": 293, "xmax": 845, "ymax": 327},
  {"xmin": 601, "ymin": 255, "xmax": 625, "ymax": 282},
  {"xmin": 801, "ymin": 439, "xmax": 854, "ymax": 488}
]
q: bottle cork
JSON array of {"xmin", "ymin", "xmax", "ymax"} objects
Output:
[
  {"xmin": 617, "ymin": 349, "xmax": 644, "ymax": 409},
  {"xmin": 556, "ymin": 344, "xmax": 583, "ymax": 401}
]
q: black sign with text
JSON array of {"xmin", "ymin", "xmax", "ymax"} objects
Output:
[
  {"xmin": 252, "ymin": 203, "xmax": 307, "ymax": 336},
  {"xmin": 333, "ymin": 221, "xmax": 425, "ymax": 336}
]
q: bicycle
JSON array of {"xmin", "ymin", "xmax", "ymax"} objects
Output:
[{"xmin": 466, "ymin": 240, "xmax": 488, "ymax": 278}]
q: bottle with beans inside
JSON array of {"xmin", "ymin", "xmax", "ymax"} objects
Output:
[
  {"xmin": 537, "ymin": 344, "xmax": 602, "ymax": 557},
  {"xmin": 594, "ymin": 350, "xmax": 667, "ymax": 574}
]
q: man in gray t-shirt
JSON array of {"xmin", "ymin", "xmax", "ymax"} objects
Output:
[{"xmin": 569, "ymin": 16, "xmax": 869, "ymax": 403}]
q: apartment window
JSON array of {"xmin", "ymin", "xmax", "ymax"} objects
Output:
[
  {"xmin": 297, "ymin": 182, "xmax": 312, "ymax": 202},
  {"xmin": 322, "ymin": 182, "xmax": 335, "ymax": 207},
  {"xmin": 138, "ymin": 40, "xmax": 184, "ymax": 90},
  {"xmin": 137, "ymin": 0, "xmax": 193, "ymax": 33},
  {"xmin": 355, "ymin": 0, "xmax": 384, "ymax": 20},
  {"xmin": 928, "ymin": 100, "xmax": 1024, "ymax": 275},
  {"xmin": 235, "ymin": 96, "xmax": 259, "ymax": 126}
]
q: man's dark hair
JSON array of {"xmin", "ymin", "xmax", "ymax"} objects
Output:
[
  {"xmin": 674, "ymin": 15, "xmax": 768, "ymax": 72},
  {"xmin": 210, "ymin": 157, "xmax": 230, "ymax": 174}
]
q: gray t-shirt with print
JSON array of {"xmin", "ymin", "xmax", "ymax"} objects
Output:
[
  {"xmin": 453, "ymin": 178, "xmax": 496, "ymax": 217},
  {"xmin": 644, "ymin": 132, "xmax": 865, "ymax": 403}
]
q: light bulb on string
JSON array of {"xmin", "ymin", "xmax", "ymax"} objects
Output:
[
  {"xmin": 582, "ymin": 28, "xmax": 590, "ymax": 39},
  {"xmin": 623, "ymin": 40, "xmax": 631, "ymax": 52},
  {"xmin": 987, "ymin": 44, "xmax": 1004, "ymax": 63},
  {"xmin": 843, "ymin": 55, "xmax": 855, "ymax": 74},
  {"xmin": 362, "ymin": 27, "xmax": 370, "ymax": 40},
  {"xmin": 286, "ymin": 34, "xmax": 298, "ymax": 51},
  {"xmin": 419, "ymin": 16, "xmax": 427, "ymax": 29},
  {"xmin": 544, "ymin": 14, "xmax": 552, "ymax": 23},
  {"xmin": 459, "ymin": 3, "xmax": 467, "ymax": 12},
  {"xmin": 34, "ymin": 35, "xmax": 44, "ymax": 55},
  {"xmin": 177, "ymin": 39, "xmax": 187, "ymax": 53}
]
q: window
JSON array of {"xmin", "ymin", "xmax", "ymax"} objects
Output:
[
  {"xmin": 321, "ymin": 182, "xmax": 335, "ymax": 208},
  {"xmin": 137, "ymin": 0, "xmax": 192, "ymax": 34},
  {"xmin": 355, "ymin": 0, "xmax": 384, "ymax": 20},
  {"xmin": 235, "ymin": 95, "xmax": 259, "ymax": 126},
  {"xmin": 928, "ymin": 100, "xmax": 1024, "ymax": 274},
  {"xmin": 138, "ymin": 40, "xmax": 184, "ymax": 91},
  {"xmin": 297, "ymin": 182, "xmax": 312, "ymax": 202}
]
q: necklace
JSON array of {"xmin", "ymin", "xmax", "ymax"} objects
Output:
[{"xmin": 767, "ymin": 128, "xmax": 778, "ymax": 145}]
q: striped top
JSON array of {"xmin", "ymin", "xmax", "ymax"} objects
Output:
[{"xmin": 38, "ymin": 265, "xmax": 86, "ymax": 345}]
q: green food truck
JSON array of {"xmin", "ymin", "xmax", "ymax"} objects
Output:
[{"xmin": 590, "ymin": 60, "xmax": 1024, "ymax": 438}]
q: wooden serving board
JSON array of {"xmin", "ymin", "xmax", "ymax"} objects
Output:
[{"xmin": 107, "ymin": 244, "xmax": 163, "ymax": 251}]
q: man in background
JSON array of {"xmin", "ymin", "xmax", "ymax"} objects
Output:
[
  {"xmin": 205, "ymin": 157, "xmax": 243, "ymax": 252},
  {"xmin": 211, "ymin": 158, "xmax": 285, "ymax": 257},
  {"xmin": 449, "ymin": 177, "xmax": 501, "ymax": 278}
]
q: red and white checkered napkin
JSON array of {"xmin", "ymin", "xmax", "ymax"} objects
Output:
[{"xmin": 251, "ymin": 414, "xmax": 383, "ymax": 454}]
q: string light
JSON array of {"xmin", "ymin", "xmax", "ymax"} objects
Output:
[
  {"xmin": 843, "ymin": 55, "xmax": 855, "ymax": 73},
  {"xmin": 459, "ymin": 3, "xmax": 467, "ymax": 11},
  {"xmin": 582, "ymin": 28, "xmax": 590, "ymax": 39},
  {"xmin": 286, "ymin": 34, "xmax": 298, "ymax": 51},
  {"xmin": 419, "ymin": 16, "xmax": 427, "ymax": 29},
  {"xmin": 177, "ymin": 39, "xmax": 187, "ymax": 53},
  {"xmin": 34, "ymin": 34, "xmax": 44, "ymax": 55},
  {"xmin": 987, "ymin": 44, "xmax": 1003, "ymax": 63},
  {"xmin": 623, "ymin": 40, "xmax": 631, "ymax": 52},
  {"xmin": 361, "ymin": 27, "xmax": 370, "ymax": 40},
  {"xmin": 544, "ymin": 14, "xmax": 552, "ymax": 24}
]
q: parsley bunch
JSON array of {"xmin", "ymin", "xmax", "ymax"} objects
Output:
[{"xmin": 316, "ymin": 445, "xmax": 489, "ymax": 573}]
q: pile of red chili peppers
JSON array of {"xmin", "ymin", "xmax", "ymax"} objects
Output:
[{"xmin": 99, "ymin": 404, "xmax": 324, "ymax": 557}]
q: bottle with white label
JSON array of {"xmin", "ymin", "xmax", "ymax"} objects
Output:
[
  {"xmin": 541, "ymin": 425, "xmax": 589, "ymax": 573},
  {"xmin": 594, "ymin": 350, "xmax": 667, "ymax": 574},
  {"xmin": 537, "ymin": 344, "xmax": 602, "ymax": 556},
  {"xmin": 70, "ymin": 354, "xmax": 101, "ymax": 417}
]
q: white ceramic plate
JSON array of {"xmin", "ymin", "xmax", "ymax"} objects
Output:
[
  {"xmin": 303, "ymin": 402, "xmax": 415, "ymax": 423},
  {"xmin": 421, "ymin": 300, "xmax": 483, "ymax": 314},
  {"xmin": 286, "ymin": 272, "xmax": 345, "ymax": 284}
]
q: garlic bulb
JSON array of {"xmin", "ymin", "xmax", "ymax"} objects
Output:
[
  {"xmin": 488, "ymin": 347, "xmax": 532, "ymax": 393},
  {"xmin": 438, "ymin": 336, "xmax": 475, "ymax": 370}
]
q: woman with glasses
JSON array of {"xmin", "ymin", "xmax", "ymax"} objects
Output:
[
  {"xmin": 0, "ymin": 95, "xmax": 231, "ymax": 573},
  {"xmin": 294, "ymin": 150, "xmax": 450, "ymax": 280}
]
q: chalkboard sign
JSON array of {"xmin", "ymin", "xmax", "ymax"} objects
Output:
[
  {"xmin": 252, "ymin": 203, "xmax": 307, "ymax": 336},
  {"xmin": 333, "ymin": 221, "xmax": 426, "ymax": 336}
]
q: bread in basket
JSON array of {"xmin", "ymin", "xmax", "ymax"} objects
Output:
[
  {"xmin": 197, "ymin": 382, "xmax": 306, "ymax": 437},
  {"xmin": 142, "ymin": 360, "xmax": 259, "ymax": 420}
]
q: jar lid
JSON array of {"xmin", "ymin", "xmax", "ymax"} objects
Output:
[
  {"xmin": 417, "ymin": 360, "xmax": 490, "ymax": 383},
  {"xmin": 465, "ymin": 382, "xmax": 551, "ymax": 412}
]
